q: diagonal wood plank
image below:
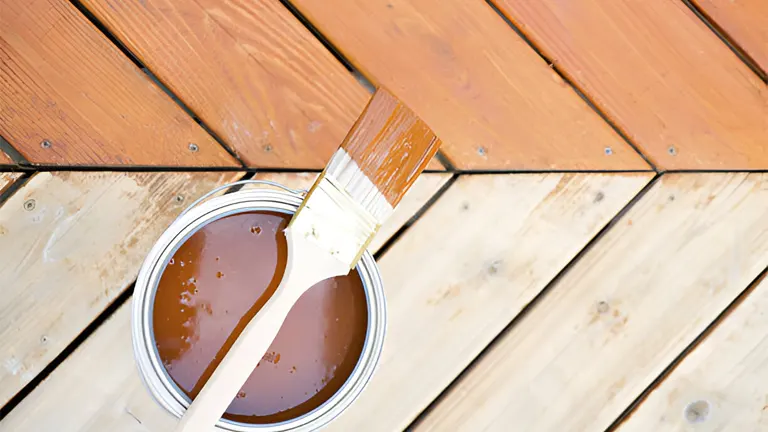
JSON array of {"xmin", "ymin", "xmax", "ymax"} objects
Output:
[
  {"xmin": 0, "ymin": 172, "xmax": 21, "ymax": 194},
  {"xmin": 619, "ymin": 273, "xmax": 768, "ymax": 432},
  {"xmin": 79, "ymin": 0, "xmax": 370, "ymax": 169},
  {"xmin": 0, "ymin": 171, "xmax": 242, "ymax": 408},
  {"xmin": 0, "ymin": 150, "xmax": 13, "ymax": 165},
  {"xmin": 0, "ymin": 170, "xmax": 460, "ymax": 431},
  {"xmin": 0, "ymin": 0, "xmax": 237, "ymax": 167},
  {"xmin": 691, "ymin": 0, "xmax": 768, "ymax": 75},
  {"xmin": 491, "ymin": 0, "xmax": 768, "ymax": 170},
  {"xmin": 417, "ymin": 173, "xmax": 768, "ymax": 431},
  {"xmin": 253, "ymin": 171, "xmax": 452, "ymax": 253},
  {"xmin": 289, "ymin": 0, "xmax": 649, "ymax": 171}
]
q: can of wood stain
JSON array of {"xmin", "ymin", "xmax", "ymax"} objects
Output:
[{"xmin": 132, "ymin": 180, "xmax": 386, "ymax": 431}]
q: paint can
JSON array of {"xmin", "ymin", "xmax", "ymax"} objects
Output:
[{"xmin": 132, "ymin": 180, "xmax": 386, "ymax": 431}]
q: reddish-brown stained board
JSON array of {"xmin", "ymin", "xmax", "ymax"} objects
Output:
[
  {"xmin": 0, "ymin": 0, "xmax": 237, "ymax": 167},
  {"xmin": 79, "ymin": 0, "xmax": 367, "ymax": 169},
  {"xmin": 0, "ymin": 150, "xmax": 13, "ymax": 165},
  {"xmin": 492, "ymin": 0, "xmax": 768, "ymax": 170},
  {"xmin": 289, "ymin": 0, "xmax": 649, "ymax": 171},
  {"xmin": 692, "ymin": 0, "xmax": 768, "ymax": 74}
]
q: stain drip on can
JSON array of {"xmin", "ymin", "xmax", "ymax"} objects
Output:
[{"xmin": 152, "ymin": 211, "xmax": 369, "ymax": 424}]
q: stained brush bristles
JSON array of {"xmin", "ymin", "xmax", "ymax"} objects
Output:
[{"xmin": 288, "ymin": 87, "xmax": 441, "ymax": 269}]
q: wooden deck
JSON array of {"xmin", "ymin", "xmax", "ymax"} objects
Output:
[{"xmin": 0, "ymin": 0, "xmax": 766, "ymax": 431}]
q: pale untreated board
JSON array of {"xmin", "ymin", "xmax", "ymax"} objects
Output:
[
  {"xmin": 290, "ymin": 0, "xmax": 649, "ymax": 171},
  {"xmin": 418, "ymin": 173, "xmax": 768, "ymax": 431},
  {"xmin": 692, "ymin": 0, "xmax": 768, "ymax": 74},
  {"xmin": 79, "ymin": 0, "xmax": 366, "ymax": 169},
  {"xmin": 492, "ymin": 0, "xmax": 768, "ymax": 170},
  {"xmin": 619, "ymin": 274, "xmax": 768, "ymax": 431},
  {"xmin": 2, "ymin": 173, "xmax": 650, "ymax": 430},
  {"xmin": 253, "ymin": 171, "xmax": 452, "ymax": 253},
  {"xmin": 0, "ymin": 171, "xmax": 242, "ymax": 408},
  {"xmin": 0, "ymin": 0, "xmax": 237, "ymax": 167},
  {"xmin": 0, "ymin": 172, "xmax": 21, "ymax": 194}
]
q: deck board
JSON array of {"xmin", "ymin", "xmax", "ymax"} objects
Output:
[
  {"xmin": 0, "ymin": 172, "xmax": 21, "ymax": 194},
  {"xmin": 692, "ymin": 0, "xmax": 768, "ymax": 74},
  {"xmin": 491, "ymin": 0, "xmax": 768, "ymax": 170},
  {"xmin": 252, "ymin": 171, "xmax": 453, "ymax": 253},
  {"xmin": 0, "ymin": 0, "xmax": 237, "ymax": 167},
  {"xmin": 0, "ymin": 171, "xmax": 242, "ymax": 408},
  {"xmin": 79, "ymin": 0, "xmax": 372, "ymax": 169},
  {"xmin": 289, "ymin": 0, "xmax": 649, "ymax": 171},
  {"xmin": 416, "ymin": 173, "xmax": 768, "ymax": 431},
  {"xmin": 0, "ymin": 170, "xmax": 459, "ymax": 431},
  {"xmin": 619, "ymin": 274, "xmax": 768, "ymax": 431}
]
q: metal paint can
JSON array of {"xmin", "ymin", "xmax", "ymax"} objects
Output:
[{"xmin": 132, "ymin": 180, "xmax": 386, "ymax": 431}]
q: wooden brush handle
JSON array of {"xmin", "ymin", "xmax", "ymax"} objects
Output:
[{"xmin": 174, "ymin": 231, "xmax": 350, "ymax": 432}]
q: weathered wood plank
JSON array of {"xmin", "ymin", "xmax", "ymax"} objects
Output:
[
  {"xmin": 417, "ymin": 173, "xmax": 768, "ymax": 431},
  {"xmin": 0, "ymin": 171, "xmax": 243, "ymax": 407},
  {"xmin": 619, "ymin": 273, "xmax": 768, "ymax": 431},
  {"xmin": 0, "ymin": 173, "xmax": 650, "ymax": 430},
  {"xmin": 79, "ymin": 0, "xmax": 368, "ymax": 169},
  {"xmin": 492, "ymin": 0, "xmax": 768, "ymax": 170},
  {"xmin": 0, "ymin": 0, "xmax": 237, "ymax": 167},
  {"xmin": 289, "ymin": 0, "xmax": 649, "ymax": 171},
  {"xmin": 692, "ymin": 0, "xmax": 768, "ymax": 74},
  {"xmin": 0, "ymin": 172, "xmax": 21, "ymax": 194},
  {"xmin": 253, "ymin": 171, "xmax": 452, "ymax": 253}
]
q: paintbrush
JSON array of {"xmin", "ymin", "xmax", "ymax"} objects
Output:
[{"xmin": 175, "ymin": 87, "xmax": 441, "ymax": 432}]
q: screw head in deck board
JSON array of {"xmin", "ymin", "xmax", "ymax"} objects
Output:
[
  {"xmin": 78, "ymin": 0, "xmax": 372, "ymax": 169},
  {"xmin": 0, "ymin": 0, "xmax": 238, "ymax": 167},
  {"xmin": 23, "ymin": 199, "xmax": 36, "ymax": 211},
  {"xmin": 289, "ymin": 0, "xmax": 650, "ymax": 170},
  {"xmin": 188, "ymin": 143, "xmax": 199, "ymax": 153},
  {"xmin": 0, "ymin": 170, "xmax": 245, "ymax": 408}
]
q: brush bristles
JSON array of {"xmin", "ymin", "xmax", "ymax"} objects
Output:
[{"xmin": 288, "ymin": 149, "xmax": 394, "ymax": 269}]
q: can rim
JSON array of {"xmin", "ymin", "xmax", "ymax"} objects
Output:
[{"xmin": 132, "ymin": 184, "xmax": 386, "ymax": 431}]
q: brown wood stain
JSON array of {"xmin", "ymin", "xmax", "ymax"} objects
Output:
[{"xmin": 153, "ymin": 211, "xmax": 368, "ymax": 423}]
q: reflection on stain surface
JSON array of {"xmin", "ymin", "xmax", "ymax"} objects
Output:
[{"xmin": 153, "ymin": 211, "xmax": 368, "ymax": 423}]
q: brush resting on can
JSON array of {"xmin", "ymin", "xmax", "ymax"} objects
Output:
[{"xmin": 175, "ymin": 87, "xmax": 442, "ymax": 432}]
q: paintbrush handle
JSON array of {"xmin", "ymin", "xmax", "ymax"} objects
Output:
[
  {"xmin": 174, "ymin": 278, "xmax": 297, "ymax": 432},
  {"xmin": 175, "ymin": 231, "xmax": 350, "ymax": 432}
]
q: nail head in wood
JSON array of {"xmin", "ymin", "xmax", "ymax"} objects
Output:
[
  {"xmin": 604, "ymin": 147, "xmax": 613, "ymax": 155},
  {"xmin": 40, "ymin": 140, "xmax": 51, "ymax": 149},
  {"xmin": 668, "ymin": 146, "xmax": 677, "ymax": 156},
  {"xmin": 23, "ymin": 199, "xmax": 35, "ymax": 211},
  {"xmin": 188, "ymin": 143, "xmax": 199, "ymax": 152}
]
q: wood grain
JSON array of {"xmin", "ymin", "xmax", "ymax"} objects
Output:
[
  {"xmin": 79, "ymin": 0, "xmax": 367, "ymax": 169},
  {"xmin": 417, "ymin": 173, "xmax": 768, "ymax": 431},
  {"xmin": 253, "ymin": 171, "xmax": 452, "ymax": 253},
  {"xmin": 0, "ymin": 172, "xmax": 465, "ymax": 431},
  {"xmin": 0, "ymin": 0, "xmax": 237, "ymax": 167},
  {"xmin": 341, "ymin": 88, "xmax": 441, "ymax": 206},
  {"xmin": 0, "ymin": 171, "xmax": 243, "ymax": 407},
  {"xmin": 692, "ymin": 0, "xmax": 768, "ymax": 74},
  {"xmin": 0, "ymin": 172, "xmax": 21, "ymax": 194},
  {"xmin": 619, "ymin": 274, "xmax": 768, "ymax": 431},
  {"xmin": 290, "ymin": 0, "xmax": 649, "ymax": 171},
  {"xmin": 492, "ymin": 0, "xmax": 768, "ymax": 170}
]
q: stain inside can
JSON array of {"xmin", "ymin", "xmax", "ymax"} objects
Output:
[{"xmin": 152, "ymin": 211, "xmax": 369, "ymax": 424}]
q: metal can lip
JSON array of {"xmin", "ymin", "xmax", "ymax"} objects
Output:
[{"xmin": 132, "ymin": 182, "xmax": 386, "ymax": 431}]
